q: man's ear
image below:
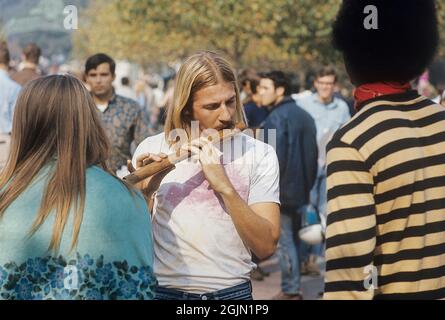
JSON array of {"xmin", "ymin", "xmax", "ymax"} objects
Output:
[
  {"xmin": 112, "ymin": 73, "xmax": 116, "ymax": 81},
  {"xmin": 276, "ymin": 86, "xmax": 285, "ymax": 97}
]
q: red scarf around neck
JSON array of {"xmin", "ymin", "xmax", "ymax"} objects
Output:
[{"xmin": 354, "ymin": 82, "xmax": 412, "ymax": 111}]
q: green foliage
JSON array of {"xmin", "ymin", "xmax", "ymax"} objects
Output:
[
  {"xmin": 74, "ymin": 0, "xmax": 343, "ymax": 69},
  {"xmin": 73, "ymin": 0, "xmax": 445, "ymax": 70}
]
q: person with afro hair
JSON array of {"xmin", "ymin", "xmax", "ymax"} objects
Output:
[{"xmin": 324, "ymin": 0, "xmax": 445, "ymax": 300}]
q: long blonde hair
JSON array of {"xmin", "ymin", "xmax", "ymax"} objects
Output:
[
  {"xmin": 0, "ymin": 75, "xmax": 113, "ymax": 253},
  {"xmin": 164, "ymin": 51, "xmax": 246, "ymax": 144}
]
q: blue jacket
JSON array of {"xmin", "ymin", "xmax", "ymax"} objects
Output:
[
  {"xmin": 260, "ymin": 96, "xmax": 318, "ymax": 210},
  {"xmin": 244, "ymin": 101, "xmax": 269, "ymax": 128}
]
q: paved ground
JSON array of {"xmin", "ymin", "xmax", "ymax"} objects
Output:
[{"xmin": 252, "ymin": 254, "xmax": 325, "ymax": 300}]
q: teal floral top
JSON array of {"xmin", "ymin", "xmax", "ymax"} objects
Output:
[{"xmin": 0, "ymin": 165, "xmax": 156, "ymax": 300}]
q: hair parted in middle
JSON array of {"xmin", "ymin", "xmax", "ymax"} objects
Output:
[{"xmin": 164, "ymin": 51, "xmax": 246, "ymax": 144}]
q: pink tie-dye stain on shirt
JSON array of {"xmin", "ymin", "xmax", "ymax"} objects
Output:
[{"xmin": 157, "ymin": 163, "xmax": 250, "ymax": 220}]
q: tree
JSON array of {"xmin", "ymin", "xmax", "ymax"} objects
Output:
[
  {"xmin": 73, "ymin": 0, "xmax": 201, "ymax": 67},
  {"xmin": 73, "ymin": 0, "xmax": 343, "ymax": 70},
  {"xmin": 117, "ymin": 0, "xmax": 344, "ymax": 66},
  {"xmin": 114, "ymin": 0, "xmax": 283, "ymax": 66}
]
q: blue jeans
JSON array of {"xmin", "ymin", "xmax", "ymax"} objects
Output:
[
  {"xmin": 278, "ymin": 208, "xmax": 303, "ymax": 295},
  {"xmin": 154, "ymin": 281, "xmax": 253, "ymax": 300},
  {"xmin": 311, "ymin": 172, "xmax": 327, "ymax": 220}
]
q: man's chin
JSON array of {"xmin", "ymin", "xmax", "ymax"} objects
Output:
[
  {"xmin": 320, "ymin": 94, "xmax": 332, "ymax": 100},
  {"xmin": 93, "ymin": 90, "xmax": 111, "ymax": 98},
  {"xmin": 263, "ymin": 101, "xmax": 275, "ymax": 107}
]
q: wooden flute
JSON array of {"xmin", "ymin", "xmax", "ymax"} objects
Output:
[{"xmin": 123, "ymin": 123, "xmax": 246, "ymax": 185}]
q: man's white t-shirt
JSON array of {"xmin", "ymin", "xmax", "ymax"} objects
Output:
[
  {"xmin": 132, "ymin": 132, "xmax": 280, "ymax": 294},
  {"xmin": 96, "ymin": 104, "xmax": 108, "ymax": 113}
]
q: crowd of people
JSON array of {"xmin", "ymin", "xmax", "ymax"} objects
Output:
[{"xmin": 1, "ymin": 0, "xmax": 445, "ymax": 300}]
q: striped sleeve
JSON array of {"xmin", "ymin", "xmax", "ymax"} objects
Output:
[{"xmin": 323, "ymin": 138, "xmax": 377, "ymax": 300}]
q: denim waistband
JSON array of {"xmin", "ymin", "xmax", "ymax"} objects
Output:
[{"xmin": 155, "ymin": 281, "xmax": 253, "ymax": 300}]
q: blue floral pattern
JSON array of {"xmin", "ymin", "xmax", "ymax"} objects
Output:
[
  {"xmin": 0, "ymin": 267, "xmax": 8, "ymax": 287},
  {"xmin": 0, "ymin": 254, "xmax": 156, "ymax": 300}
]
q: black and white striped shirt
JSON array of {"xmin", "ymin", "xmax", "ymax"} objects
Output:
[{"xmin": 324, "ymin": 91, "xmax": 445, "ymax": 300}]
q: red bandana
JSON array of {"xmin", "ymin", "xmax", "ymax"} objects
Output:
[{"xmin": 354, "ymin": 82, "xmax": 412, "ymax": 111}]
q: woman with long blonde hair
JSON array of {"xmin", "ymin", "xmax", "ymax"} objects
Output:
[{"xmin": 0, "ymin": 75, "xmax": 155, "ymax": 300}]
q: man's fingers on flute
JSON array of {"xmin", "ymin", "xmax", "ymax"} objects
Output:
[
  {"xmin": 181, "ymin": 144, "xmax": 202, "ymax": 161},
  {"xmin": 149, "ymin": 154, "xmax": 164, "ymax": 162},
  {"xmin": 191, "ymin": 137, "xmax": 211, "ymax": 149},
  {"xmin": 180, "ymin": 144, "xmax": 195, "ymax": 153},
  {"xmin": 142, "ymin": 156, "xmax": 160, "ymax": 166},
  {"xmin": 189, "ymin": 146, "xmax": 202, "ymax": 158},
  {"xmin": 191, "ymin": 154, "xmax": 200, "ymax": 165},
  {"xmin": 199, "ymin": 139, "xmax": 220, "ymax": 158},
  {"xmin": 136, "ymin": 153, "xmax": 151, "ymax": 160},
  {"xmin": 136, "ymin": 153, "xmax": 151, "ymax": 167},
  {"xmin": 127, "ymin": 160, "xmax": 136, "ymax": 173},
  {"xmin": 136, "ymin": 153, "xmax": 166, "ymax": 167}
]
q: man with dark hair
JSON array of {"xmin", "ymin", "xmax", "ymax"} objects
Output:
[
  {"xmin": 85, "ymin": 53, "xmax": 151, "ymax": 175},
  {"xmin": 0, "ymin": 44, "xmax": 21, "ymax": 169},
  {"xmin": 12, "ymin": 43, "xmax": 41, "ymax": 86},
  {"xmin": 258, "ymin": 71, "xmax": 318, "ymax": 300},
  {"xmin": 85, "ymin": 53, "xmax": 116, "ymax": 76},
  {"xmin": 325, "ymin": 0, "xmax": 445, "ymax": 299}
]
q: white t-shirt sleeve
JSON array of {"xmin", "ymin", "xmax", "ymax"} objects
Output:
[
  {"xmin": 248, "ymin": 144, "xmax": 281, "ymax": 206},
  {"xmin": 132, "ymin": 133, "xmax": 168, "ymax": 168}
]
